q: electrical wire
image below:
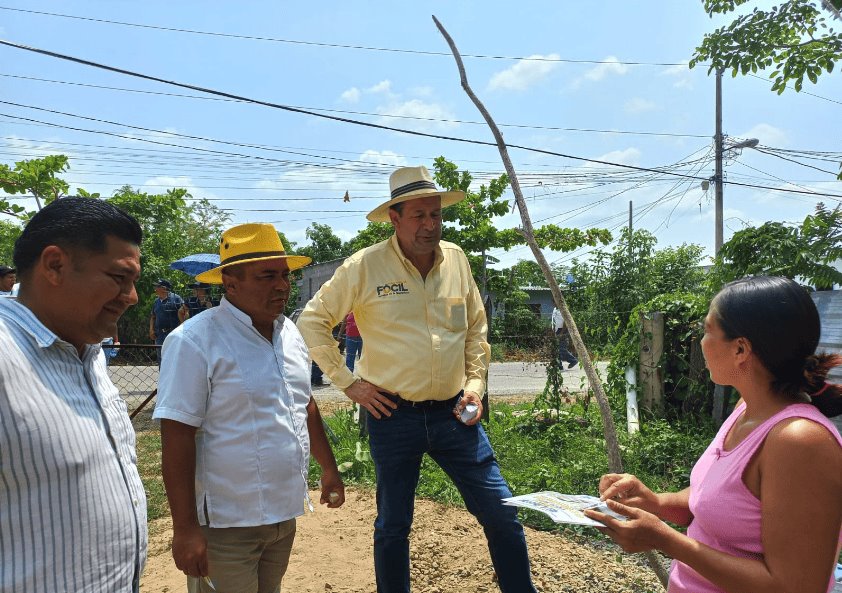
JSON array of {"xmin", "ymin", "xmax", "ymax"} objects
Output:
[
  {"xmin": 0, "ymin": 73, "xmax": 710, "ymax": 139},
  {"xmin": 0, "ymin": 5, "xmax": 691, "ymax": 66}
]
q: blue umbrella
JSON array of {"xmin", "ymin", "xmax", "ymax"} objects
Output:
[{"xmin": 169, "ymin": 253, "xmax": 220, "ymax": 277}]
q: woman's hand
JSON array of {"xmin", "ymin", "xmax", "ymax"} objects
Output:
[
  {"xmin": 585, "ymin": 499, "xmax": 674, "ymax": 553},
  {"xmin": 598, "ymin": 473, "xmax": 661, "ymax": 516}
]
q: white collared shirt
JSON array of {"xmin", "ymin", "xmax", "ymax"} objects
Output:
[
  {"xmin": 0, "ymin": 298, "xmax": 147, "ymax": 592},
  {"xmin": 154, "ymin": 297, "xmax": 312, "ymax": 528},
  {"xmin": 552, "ymin": 307, "xmax": 564, "ymax": 332}
]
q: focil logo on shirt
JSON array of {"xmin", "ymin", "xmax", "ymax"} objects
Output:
[{"xmin": 376, "ymin": 281, "xmax": 410, "ymax": 297}]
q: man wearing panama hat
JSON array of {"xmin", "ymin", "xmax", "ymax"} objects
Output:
[
  {"xmin": 154, "ymin": 223, "xmax": 345, "ymax": 593},
  {"xmin": 298, "ymin": 166, "xmax": 537, "ymax": 593}
]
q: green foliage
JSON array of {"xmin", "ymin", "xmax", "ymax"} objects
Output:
[
  {"xmin": 138, "ymin": 401, "xmax": 715, "ymax": 538},
  {"xmin": 710, "ymin": 202, "xmax": 842, "ymax": 290},
  {"xmin": 432, "ymin": 157, "xmax": 612, "ymax": 291},
  {"xmin": 0, "ymin": 219, "xmax": 22, "ymax": 266},
  {"xmin": 108, "ymin": 186, "xmax": 231, "ymax": 342},
  {"xmin": 344, "ymin": 221, "xmax": 393, "ymax": 252},
  {"xmin": 691, "ymin": 0, "xmax": 842, "ymax": 96},
  {"xmin": 135, "ymin": 431, "xmax": 169, "ymax": 522},
  {"xmin": 568, "ymin": 228, "xmax": 706, "ymax": 351},
  {"xmin": 0, "ymin": 155, "xmax": 71, "ymax": 218},
  {"xmin": 606, "ymin": 292, "xmax": 713, "ymax": 421},
  {"xmin": 308, "ymin": 408, "xmax": 377, "ymax": 488},
  {"xmin": 297, "ymin": 222, "xmax": 351, "ymax": 264},
  {"xmin": 623, "ymin": 417, "xmax": 717, "ymax": 490}
]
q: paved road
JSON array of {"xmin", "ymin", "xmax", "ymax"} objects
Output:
[
  {"xmin": 111, "ymin": 360, "xmax": 610, "ymax": 406},
  {"xmin": 310, "ymin": 360, "xmax": 610, "ymax": 402}
]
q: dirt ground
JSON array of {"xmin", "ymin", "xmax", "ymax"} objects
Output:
[{"xmin": 141, "ymin": 488, "xmax": 662, "ymax": 593}]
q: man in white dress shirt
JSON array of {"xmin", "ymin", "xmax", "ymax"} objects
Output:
[
  {"xmin": 552, "ymin": 306, "xmax": 578, "ymax": 369},
  {"xmin": 0, "ymin": 197, "xmax": 147, "ymax": 591},
  {"xmin": 154, "ymin": 223, "xmax": 345, "ymax": 593}
]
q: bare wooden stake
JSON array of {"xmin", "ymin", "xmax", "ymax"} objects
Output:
[{"xmin": 433, "ymin": 16, "xmax": 669, "ymax": 589}]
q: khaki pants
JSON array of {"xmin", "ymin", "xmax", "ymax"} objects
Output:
[{"xmin": 188, "ymin": 519, "xmax": 296, "ymax": 593}]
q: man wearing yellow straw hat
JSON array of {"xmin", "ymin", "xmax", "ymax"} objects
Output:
[
  {"xmin": 298, "ymin": 166, "xmax": 537, "ymax": 593},
  {"xmin": 154, "ymin": 223, "xmax": 345, "ymax": 593}
]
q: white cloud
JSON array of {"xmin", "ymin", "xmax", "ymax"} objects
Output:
[
  {"xmin": 595, "ymin": 147, "xmax": 642, "ymax": 166},
  {"xmin": 139, "ymin": 176, "xmax": 222, "ymax": 201},
  {"xmin": 359, "ymin": 150, "xmax": 407, "ymax": 167},
  {"xmin": 119, "ymin": 127, "xmax": 181, "ymax": 144},
  {"xmin": 488, "ymin": 54, "xmax": 561, "ymax": 91},
  {"xmin": 660, "ymin": 61, "xmax": 694, "ymax": 90},
  {"xmin": 624, "ymin": 98, "xmax": 657, "ymax": 114},
  {"xmin": 672, "ymin": 78, "xmax": 694, "ymax": 90},
  {"xmin": 583, "ymin": 56, "xmax": 629, "ymax": 82},
  {"xmin": 661, "ymin": 62, "xmax": 690, "ymax": 77},
  {"xmin": 409, "ymin": 86, "xmax": 434, "ymax": 97},
  {"xmin": 340, "ymin": 87, "xmax": 361, "ymax": 103},
  {"xmin": 376, "ymin": 99, "xmax": 457, "ymax": 132},
  {"xmin": 367, "ymin": 80, "xmax": 392, "ymax": 94}
]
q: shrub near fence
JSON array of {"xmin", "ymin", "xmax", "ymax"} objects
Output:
[{"xmin": 107, "ymin": 343, "xmax": 160, "ymax": 432}]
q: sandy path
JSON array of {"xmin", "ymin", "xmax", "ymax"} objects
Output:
[{"xmin": 141, "ymin": 488, "xmax": 660, "ymax": 593}]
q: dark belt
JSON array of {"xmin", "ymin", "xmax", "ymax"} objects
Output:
[{"xmin": 379, "ymin": 391, "xmax": 462, "ymax": 408}]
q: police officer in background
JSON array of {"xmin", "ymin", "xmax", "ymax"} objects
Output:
[
  {"xmin": 149, "ymin": 279, "xmax": 184, "ymax": 360},
  {"xmin": 181, "ymin": 281, "xmax": 218, "ymax": 320}
]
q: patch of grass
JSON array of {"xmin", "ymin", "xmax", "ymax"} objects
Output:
[
  {"xmin": 136, "ymin": 400, "xmax": 715, "ymax": 540},
  {"xmin": 312, "ymin": 398, "xmax": 715, "ymax": 536},
  {"xmin": 135, "ymin": 431, "xmax": 169, "ymax": 522}
]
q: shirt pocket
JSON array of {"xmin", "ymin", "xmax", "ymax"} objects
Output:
[{"xmin": 440, "ymin": 297, "xmax": 467, "ymax": 331}]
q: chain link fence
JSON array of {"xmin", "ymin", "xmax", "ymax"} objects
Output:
[{"xmin": 107, "ymin": 344, "xmax": 160, "ymax": 432}]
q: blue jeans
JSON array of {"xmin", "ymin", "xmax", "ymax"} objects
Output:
[
  {"xmin": 345, "ymin": 337, "xmax": 363, "ymax": 372},
  {"xmin": 367, "ymin": 403, "xmax": 536, "ymax": 593},
  {"xmin": 556, "ymin": 330, "xmax": 577, "ymax": 366}
]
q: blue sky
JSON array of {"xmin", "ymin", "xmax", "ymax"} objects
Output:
[{"xmin": 1, "ymin": 1, "xmax": 840, "ymax": 270}]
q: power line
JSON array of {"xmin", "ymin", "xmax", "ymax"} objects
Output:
[
  {"xmin": 754, "ymin": 146, "xmax": 841, "ymax": 176},
  {"xmin": 0, "ymin": 5, "xmax": 690, "ymax": 66},
  {"xmin": 0, "ymin": 73, "xmax": 710, "ymax": 139},
  {"xmin": 1, "ymin": 43, "xmax": 839, "ymax": 202},
  {"xmin": 747, "ymin": 72, "xmax": 842, "ymax": 107}
]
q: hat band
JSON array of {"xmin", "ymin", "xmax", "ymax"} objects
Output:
[
  {"xmin": 220, "ymin": 250, "xmax": 286, "ymax": 267},
  {"xmin": 391, "ymin": 180, "xmax": 437, "ymax": 199}
]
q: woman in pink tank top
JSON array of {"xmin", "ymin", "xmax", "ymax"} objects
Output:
[{"xmin": 586, "ymin": 276, "xmax": 842, "ymax": 593}]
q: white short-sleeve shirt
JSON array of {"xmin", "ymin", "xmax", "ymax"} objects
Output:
[{"xmin": 154, "ymin": 297, "xmax": 312, "ymax": 528}]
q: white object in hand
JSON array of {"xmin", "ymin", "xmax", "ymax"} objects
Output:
[{"xmin": 459, "ymin": 402, "xmax": 479, "ymax": 423}]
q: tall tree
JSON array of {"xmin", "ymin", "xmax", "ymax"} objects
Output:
[
  {"xmin": 691, "ymin": 0, "xmax": 842, "ymax": 179},
  {"xmin": 433, "ymin": 157, "xmax": 612, "ymax": 293},
  {"xmin": 108, "ymin": 186, "xmax": 231, "ymax": 341},
  {"xmin": 711, "ymin": 202, "xmax": 842, "ymax": 289},
  {"xmin": 296, "ymin": 222, "xmax": 351, "ymax": 264},
  {"xmin": 692, "ymin": 0, "xmax": 842, "ymax": 94},
  {"xmin": 0, "ymin": 155, "xmax": 71, "ymax": 217},
  {"xmin": 0, "ymin": 219, "xmax": 21, "ymax": 265}
]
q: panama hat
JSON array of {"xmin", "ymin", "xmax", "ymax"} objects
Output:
[
  {"xmin": 366, "ymin": 165, "xmax": 465, "ymax": 223},
  {"xmin": 196, "ymin": 223, "xmax": 311, "ymax": 284}
]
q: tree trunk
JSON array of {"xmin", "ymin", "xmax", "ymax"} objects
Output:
[{"xmin": 433, "ymin": 16, "xmax": 669, "ymax": 589}]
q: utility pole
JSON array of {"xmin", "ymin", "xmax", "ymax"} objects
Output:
[
  {"xmin": 628, "ymin": 200, "xmax": 633, "ymax": 258},
  {"xmin": 714, "ymin": 68, "xmax": 724, "ymax": 256}
]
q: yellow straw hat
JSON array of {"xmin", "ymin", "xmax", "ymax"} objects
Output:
[
  {"xmin": 196, "ymin": 223, "xmax": 311, "ymax": 284},
  {"xmin": 366, "ymin": 165, "xmax": 465, "ymax": 223}
]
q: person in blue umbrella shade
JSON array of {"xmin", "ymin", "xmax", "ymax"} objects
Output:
[
  {"xmin": 180, "ymin": 282, "xmax": 218, "ymax": 320},
  {"xmin": 149, "ymin": 279, "xmax": 184, "ymax": 362}
]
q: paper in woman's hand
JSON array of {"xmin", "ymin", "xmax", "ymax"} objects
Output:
[{"xmin": 502, "ymin": 492, "xmax": 629, "ymax": 527}]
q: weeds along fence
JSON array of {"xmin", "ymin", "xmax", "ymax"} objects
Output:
[
  {"xmin": 489, "ymin": 308, "xmax": 633, "ymax": 360},
  {"xmin": 107, "ymin": 344, "xmax": 160, "ymax": 432}
]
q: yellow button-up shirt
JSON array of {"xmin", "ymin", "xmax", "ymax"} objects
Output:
[{"xmin": 297, "ymin": 235, "xmax": 490, "ymax": 401}]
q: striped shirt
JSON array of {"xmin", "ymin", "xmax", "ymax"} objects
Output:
[{"xmin": 0, "ymin": 298, "xmax": 147, "ymax": 592}]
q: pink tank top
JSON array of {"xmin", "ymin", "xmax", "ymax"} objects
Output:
[{"xmin": 668, "ymin": 402, "xmax": 842, "ymax": 593}]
